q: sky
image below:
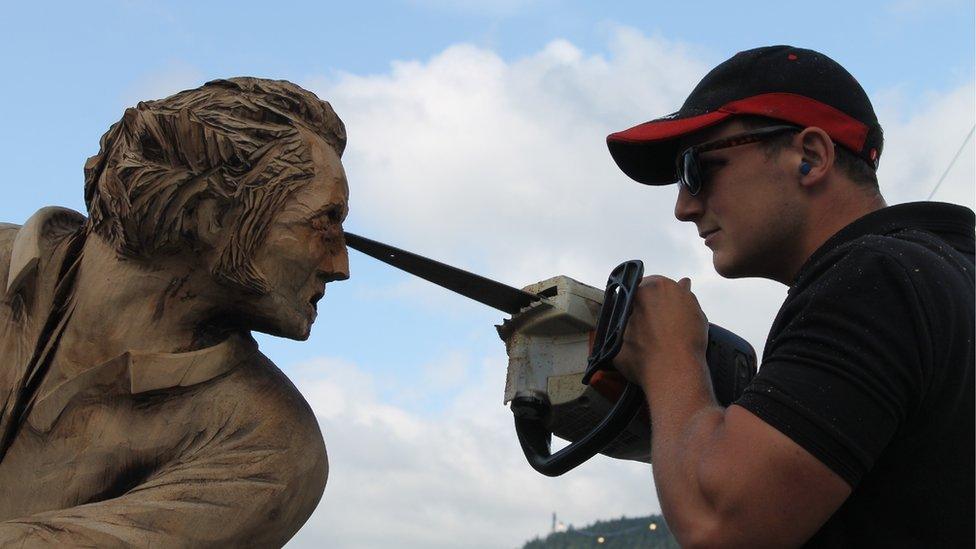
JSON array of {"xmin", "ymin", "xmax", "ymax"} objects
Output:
[{"xmin": 1, "ymin": 1, "xmax": 973, "ymax": 547}]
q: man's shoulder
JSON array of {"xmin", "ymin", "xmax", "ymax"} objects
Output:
[
  {"xmin": 802, "ymin": 229, "xmax": 972, "ymax": 293},
  {"xmin": 853, "ymin": 229, "xmax": 968, "ymax": 263},
  {"xmin": 775, "ymin": 232, "xmax": 961, "ymax": 340},
  {"xmin": 773, "ymin": 227, "xmax": 974, "ymax": 363}
]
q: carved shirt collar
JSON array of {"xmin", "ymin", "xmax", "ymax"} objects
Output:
[
  {"xmin": 29, "ymin": 333, "xmax": 258, "ymax": 432},
  {"xmin": 3, "ymin": 207, "xmax": 258, "ymax": 432}
]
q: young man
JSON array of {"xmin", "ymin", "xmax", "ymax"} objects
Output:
[{"xmin": 605, "ymin": 46, "xmax": 975, "ymax": 547}]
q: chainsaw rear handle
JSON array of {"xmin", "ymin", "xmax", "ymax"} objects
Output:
[{"xmin": 513, "ymin": 260, "xmax": 757, "ymax": 477}]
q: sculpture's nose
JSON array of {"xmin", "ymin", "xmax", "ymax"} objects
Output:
[{"xmin": 318, "ymin": 243, "xmax": 350, "ymax": 283}]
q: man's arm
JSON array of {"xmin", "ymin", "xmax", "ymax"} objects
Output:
[{"xmin": 614, "ymin": 276, "xmax": 850, "ymax": 547}]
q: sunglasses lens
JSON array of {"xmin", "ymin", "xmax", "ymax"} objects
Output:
[{"xmin": 681, "ymin": 150, "xmax": 701, "ymax": 195}]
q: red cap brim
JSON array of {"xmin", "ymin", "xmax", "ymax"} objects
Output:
[
  {"xmin": 607, "ymin": 93, "xmax": 873, "ymax": 185},
  {"xmin": 606, "ymin": 110, "xmax": 731, "ymax": 185}
]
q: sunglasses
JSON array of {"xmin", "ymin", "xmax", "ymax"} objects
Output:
[{"xmin": 675, "ymin": 125, "xmax": 801, "ymax": 196}]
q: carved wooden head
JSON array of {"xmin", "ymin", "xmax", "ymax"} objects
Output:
[{"xmin": 82, "ymin": 77, "xmax": 347, "ymax": 299}]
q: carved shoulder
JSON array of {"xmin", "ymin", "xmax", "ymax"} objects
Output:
[
  {"xmin": 4, "ymin": 207, "xmax": 85, "ymax": 299},
  {"xmin": 0, "ymin": 223, "xmax": 19, "ymax": 295},
  {"xmin": 165, "ymin": 352, "xmax": 328, "ymax": 547},
  {"xmin": 231, "ymin": 352, "xmax": 328, "ymax": 490}
]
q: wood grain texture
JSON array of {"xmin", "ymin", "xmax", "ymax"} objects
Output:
[{"xmin": 0, "ymin": 78, "xmax": 349, "ymax": 547}]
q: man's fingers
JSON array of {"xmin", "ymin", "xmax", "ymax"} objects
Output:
[
  {"xmin": 641, "ymin": 274, "xmax": 677, "ymax": 286},
  {"xmin": 639, "ymin": 275, "xmax": 693, "ymax": 292}
]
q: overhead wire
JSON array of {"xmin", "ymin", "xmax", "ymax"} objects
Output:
[{"xmin": 926, "ymin": 124, "xmax": 975, "ymax": 200}]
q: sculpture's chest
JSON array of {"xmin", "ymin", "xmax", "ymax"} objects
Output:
[{"xmin": 0, "ymin": 389, "xmax": 190, "ymax": 520}]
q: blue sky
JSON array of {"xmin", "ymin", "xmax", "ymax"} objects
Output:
[{"xmin": 1, "ymin": 1, "xmax": 973, "ymax": 547}]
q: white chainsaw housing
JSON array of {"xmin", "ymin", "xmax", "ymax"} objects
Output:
[{"xmin": 497, "ymin": 275, "xmax": 652, "ymax": 463}]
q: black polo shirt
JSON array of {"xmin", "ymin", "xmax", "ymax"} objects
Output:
[{"xmin": 736, "ymin": 201, "xmax": 975, "ymax": 547}]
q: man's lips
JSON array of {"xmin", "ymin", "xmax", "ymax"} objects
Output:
[{"xmin": 700, "ymin": 228, "xmax": 720, "ymax": 247}]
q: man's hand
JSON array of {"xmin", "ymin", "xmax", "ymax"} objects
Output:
[
  {"xmin": 613, "ymin": 275, "xmax": 709, "ymax": 390},
  {"xmin": 608, "ymin": 275, "xmax": 852, "ymax": 547}
]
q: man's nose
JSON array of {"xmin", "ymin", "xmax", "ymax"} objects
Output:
[
  {"xmin": 674, "ymin": 184, "xmax": 704, "ymax": 222},
  {"xmin": 318, "ymin": 241, "xmax": 350, "ymax": 283}
]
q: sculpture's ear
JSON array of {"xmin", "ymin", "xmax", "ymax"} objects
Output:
[{"xmin": 187, "ymin": 197, "xmax": 224, "ymax": 252}]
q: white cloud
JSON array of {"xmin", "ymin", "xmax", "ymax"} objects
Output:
[
  {"xmin": 876, "ymin": 82, "xmax": 975, "ymax": 207},
  {"xmin": 305, "ymin": 29, "xmax": 711, "ymax": 292},
  {"xmin": 287, "ymin": 26, "xmax": 974, "ymax": 547},
  {"xmin": 303, "ymin": 27, "xmax": 973, "ymax": 351},
  {"xmin": 285, "ymin": 356, "xmax": 659, "ymax": 549}
]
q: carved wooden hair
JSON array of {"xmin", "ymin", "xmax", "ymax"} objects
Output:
[{"xmin": 83, "ymin": 77, "xmax": 346, "ymax": 294}]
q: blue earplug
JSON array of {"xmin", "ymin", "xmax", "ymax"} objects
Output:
[{"xmin": 799, "ymin": 162, "xmax": 812, "ymax": 175}]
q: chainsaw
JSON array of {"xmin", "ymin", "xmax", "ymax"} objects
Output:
[{"xmin": 344, "ymin": 232, "xmax": 757, "ymax": 477}]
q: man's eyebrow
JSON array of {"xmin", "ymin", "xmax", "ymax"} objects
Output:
[{"xmin": 698, "ymin": 154, "xmax": 726, "ymax": 165}]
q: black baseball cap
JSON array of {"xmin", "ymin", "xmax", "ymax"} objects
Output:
[{"xmin": 607, "ymin": 45, "xmax": 884, "ymax": 185}]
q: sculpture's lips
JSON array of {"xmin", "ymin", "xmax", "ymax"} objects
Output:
[
  {"xmin": 306, "ymin": 291, "xmax": 324, "ymax": 321},
  {"xmin": 309, "ymin": 291, "xmax": 325, "ymax": 307}
]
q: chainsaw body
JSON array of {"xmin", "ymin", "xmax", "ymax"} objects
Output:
[
  {"xmin": 498, "ymin": 272, "xmax": 758, "ymax": 476},
  {"xmin": 497, "ymin": 275, "xmax": 653, "ymax": 463}
]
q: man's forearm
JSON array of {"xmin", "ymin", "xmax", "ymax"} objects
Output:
[
  {"xmin": 615, "ymin": 277, "xmax": 850, "ymax": 546},
  {"xmin": 635, "ymin": 350, "xmax": 736, "ymax": 546}
]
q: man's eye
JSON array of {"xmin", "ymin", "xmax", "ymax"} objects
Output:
[{"xmin": 700, "ymin": 159, "xmax": 726, "ymax": 173}]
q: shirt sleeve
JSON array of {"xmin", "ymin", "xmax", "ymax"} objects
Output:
[{"xmin": 736, "ymin": 245, "xmax": 929, "ymax": 487}]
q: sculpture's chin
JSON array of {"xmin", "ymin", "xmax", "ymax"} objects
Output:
[
  {"xmin": 244, "ymin": 308, "xmax": 313, "ymax": 341},
  {"xmin": 268, "ymin": 320, "xmax": 312, "ymax": 341}
]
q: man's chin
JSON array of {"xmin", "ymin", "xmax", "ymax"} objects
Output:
[{"xmin": 712, "ymin": 254, "xmax": 747, "ymax": 279}]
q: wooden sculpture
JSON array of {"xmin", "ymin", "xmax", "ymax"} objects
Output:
[{"xmin": 0, "ymin": 77, "xmax": 348, "ymax": 547}]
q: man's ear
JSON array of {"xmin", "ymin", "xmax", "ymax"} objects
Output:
[{"xmin": 798, "ymin": 127, "xmax": 834, "ymax": 187}]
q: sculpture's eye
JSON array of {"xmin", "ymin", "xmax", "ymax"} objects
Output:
[
  {"xmin": 311, "ymin": 206, "xmax": 345, "ymax": 233},
  {"xmin": 327, "ymin": 207, "xmax": 344, "ymax": 224},
  {"xmin": 310, "ymin": 216, "xmax": 328, "ymax": 231}
]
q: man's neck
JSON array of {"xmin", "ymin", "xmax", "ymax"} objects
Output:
[{"xmin": 785, "ymin": 186, "xmax": 887, "ymax": 284}]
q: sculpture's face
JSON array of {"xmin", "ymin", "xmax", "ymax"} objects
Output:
[{"xmin": 242, "ymin": 127, "xmax": 350, "ymax": 340}]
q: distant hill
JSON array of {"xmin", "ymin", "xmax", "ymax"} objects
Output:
[{"xmin": 522, "ymin": 515, "xmax": 679, "ymax": 549}]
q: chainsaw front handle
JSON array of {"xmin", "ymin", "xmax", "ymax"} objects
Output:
[{"xmin": 511, "ymin": 383, "xmax": 644, "ymax": 477}]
